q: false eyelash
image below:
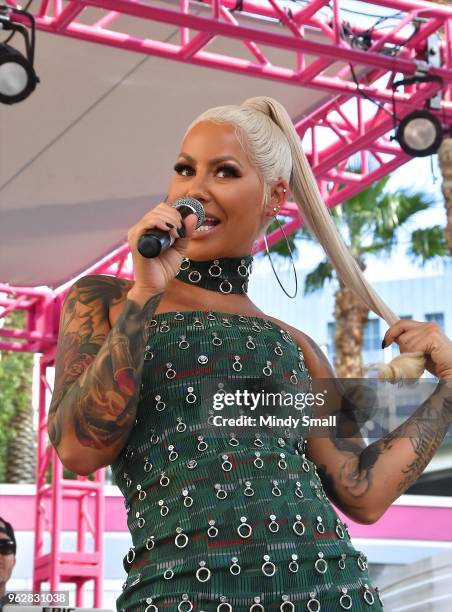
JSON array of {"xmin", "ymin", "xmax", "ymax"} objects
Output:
[{"xmin": 173, "ymin": 163, "xmax": 241, "ymax": 178}]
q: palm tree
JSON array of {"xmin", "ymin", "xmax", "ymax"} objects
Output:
[{"xmin": 267, "ymin": 176, "xmax": 447, "ymax": 377}]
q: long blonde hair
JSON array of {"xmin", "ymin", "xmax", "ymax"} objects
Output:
[{"xmin": 187, "ymin": 96, "xmax": 427, "ymax": 382}]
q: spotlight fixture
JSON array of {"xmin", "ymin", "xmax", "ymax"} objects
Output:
[
  {"xmin": 0, "ymin": 4, "xmax": 39, "ymax": 104},
  {"xmin": 394, "ymin": 109, "xmax": 443, "ymax": 158}
]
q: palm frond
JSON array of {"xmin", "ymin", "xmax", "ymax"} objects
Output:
[
  {"xmin": 304, "ymin": 259, "xmax": 334, "ymax": 295},
  {"xmin": 407, "ymin": 226, "xmax": 449, "ymax": 265}
]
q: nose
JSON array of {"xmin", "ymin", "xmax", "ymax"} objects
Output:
[{"xmin": 184, "ymin": 172, "xmax": 211, "ymax": 205}]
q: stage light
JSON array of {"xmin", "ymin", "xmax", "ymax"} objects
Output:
[
  {"xmin": 0, "ymin": 42, "xmax": 38, "ymax": 104},
  {"xmin": 394, "ymin": 109, "xmax": 443, "ymax": 158},
  {"xmin": 0, "ymin": 4, "xmax": 39, "ymax": 104}
]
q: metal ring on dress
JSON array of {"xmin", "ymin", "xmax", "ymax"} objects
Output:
[
  {"xmin": 363, "ymin": 585, "xmax": 375, "ymax": 605},
  {"xmin": 165, "ymin": 363, "xmax": 176, "ymax": 379},
  {"xmin": 176, "ymin": 417, "xmax": 187, "ymax": 432},
  {"xmin": 253, "ymin": 452, "xmax": 264, "ymax": 468},
  {"xmin": 160, "ymin": 321, "xmax": 170, "ymax": 333},
  {"xmin": 168, "ymin": 445, "xmax": 178, "ymax": 461},
  {"xmin": 292, "ymin": 514, "xmax": 305, "ymax": 536},
  {"xmin": 307, "ymin": 593, "xmax": 320, "ymax": 612},
  {"xmin": 182, "ymin": 489, "xmax": 193, "ymax": 507},
  {"xmin": 237, "ymin": 516, "xmax": 252, "ymax": 538},
  {"xmin": 314, "ymin": 552, "xmax": 328, "ymax": 574},
  {"xmin": 207, "ymin": 520, "xmax": 218, "ymax": 538},
  {"xmin": 254, "ymin": 434, "xmax": 264, "ymax": 447},
  {"xmin": 280, "ymin": 595, "xmax": 295, "ymax": 612},
  {"xmin": 217, "ymin": 597, "xmax": 232, "ymax": 612},
  {"xmin": 338, "ymin": 554, "xmax": 346, "ymax": 570},
  {"xmin": 278, "ymin": 453, "xmax": 287, "ymax": 469},
  {"xmin": 197, "ymin": 436, "xmax": 208, "ymax": 451},
  {"xmin": 215, "ymin": 483, "xmax": 227, "ymax": 499},
  {"xmin": 212, "ymin": 333, "xmax": 223, "ymax": 346},
  {"xmin": 244, "ymin": 481, "xmax": 254, "ymax": 496},
  {"xmin": 339, "ymin": 587, "xmax": 352, "ymax": 610},
  {"xmin": 175, "ymin": 527, "xmax": 189, "ymax": 549},
  {"xmin": 178, "ymin": 594, "xmax": 193, "ymax": 612},
  {"xmin": 221, "ymin": 454, "xmax": 232, "ymax": 471},
  {"xmin": 249, "ymin": 596, "xmax": 264, "ymax": 612},
  {"xmin": 263, "ymin": 361, "xmax": 272, "ymax": 376},
  {"xmin": 175, "ymin": 311, "xmax": 185, "ymax": 320},
  {"xmin": 272, "ymin": 481, "xmax": 282, "ymax": 496},
  {"xmin": 261, "ymin": 554, "xmax": 276, "ymax": 577},
  {"xmin": 126, "ymin": 547, "xmax": 135, "ymax": 564},
  {"xmin": 188, "ymin": 270, "xmax": 201, "ymax": 283},
  {"xmin": 316, "ymin": 516, "xmax": 325, "ymax": 534},
  {"xmin": 158, "ymin": 499, "xmax": 169, "ymax": 516},
  {"xmin": 288, "ymin": 554, "xmax": 299, "ymax": 573},
  {"xmin": 229, "ymin": 433, "xmax": 239, "ymax": 446},
  {"xmin": 294, "ymin": 481, "xmax": 303, "ymax": 498},
  {"xmin": 193, "ymin": 317, "xmax": 203, "ymax": 328},
  {"xmin": 335, "ymin": 519, "xmax": 345, "ymax": 539},
  {"xmin": 144, "ymin": 459, "xmax": 152, "ymax": 473},
  {"xmin": 155, "ymin": 395, "xmax": 165, "ymax": 411},
  {"xmin": 145, "ymin": 536, "xmax": 155, "ymax": 550},
  {"xmin": 163, "ymin": 567, "xmax": 174, "ymax": 580},
  {"xmin": 268, "ymin": 514, "xmax": 279, "ymax": 533},
  {"xmin": 246, "ymin": 336, "xmax": 256, "ymax": 350},
  {"xmin": 145, "ymin": 597, "xmax": 158, "ymax": 612},
  {"xmin": 232, "ymin": 356, "xmax": 242, "ymax": 371},
  {"xmin": 178, "ymin": 336, "xmax": 189, "ymax": 349},
  {"xmin": 229, "ymin": 556, "xmax": 241, "ymax": 575},
  {"xmin": 290, "ymin": 370, "xmax": 298, "ymax": 384},
  {"xmin": 180, "ymin": 258, "xmax": 190, "ymax": 270},
  {"xmin": 196, "ymin": 560, "xmax": 211, "ymax": 582},
  {"xmin": 357, "ymin": 555, "xmax": 367, "ymax": 571},
  {"xmin": 160, "ymin": 471, "xmax": 170, "ymax": 487},
  {"xmin": 185, "ymin": 386, "xmax": 197, "ymax": 404}
]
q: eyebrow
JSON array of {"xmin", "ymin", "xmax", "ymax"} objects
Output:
[{"xmin": 178, "ymin": 152, "xmax": 243, "ymax": 168}]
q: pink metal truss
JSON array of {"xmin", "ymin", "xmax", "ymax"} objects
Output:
[{"xmin": 1, "ymin": 0, "xmax": 452, "ymax": 604}]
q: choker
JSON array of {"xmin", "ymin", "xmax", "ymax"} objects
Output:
[{"xmin": 175, "ymin": 255, "xmax": 254, "ymax": 294}]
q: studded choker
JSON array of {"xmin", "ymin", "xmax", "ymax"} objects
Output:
[{"xmin": 175, "ymin": 255, "xmax": 254, "ymax": 294}]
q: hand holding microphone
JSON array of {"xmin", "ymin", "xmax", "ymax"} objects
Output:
[{"xmin": 127, "ymin": 197, "xmax": 205, "ymax": 297}]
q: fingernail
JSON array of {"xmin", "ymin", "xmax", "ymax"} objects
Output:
[
  {"xmin": 166, "ymin": 222, "xmax": 175, "ymax": 229},
  {"xmin": 381, "ymin": 339, "xmax": 386, "ymax": 349},
  {"xmin": 177, "ymin": 226, "xmax": 186, "ymax": 238}
]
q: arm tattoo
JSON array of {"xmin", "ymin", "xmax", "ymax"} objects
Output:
[
  {"xmin": 322, "ymin": 380, "xmax": 452, "ymax": 511},
  {"xmin": 48, "ymin": 276, "xmax": 163, "ymax": 454}
]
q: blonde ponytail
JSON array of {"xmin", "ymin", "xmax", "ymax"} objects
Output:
[{"xmin": 188, "ymin": 96, "xmax": 427, "ymax": 382}]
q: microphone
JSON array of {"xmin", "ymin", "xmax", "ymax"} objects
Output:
[{"xmin": 137, "ymin": 197, "xmax": 205, "ymax": 258}]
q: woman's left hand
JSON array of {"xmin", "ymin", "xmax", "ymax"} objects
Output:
[{"xmin": 382, "ymin": 319, "xmax": 452, "ymax": 379}]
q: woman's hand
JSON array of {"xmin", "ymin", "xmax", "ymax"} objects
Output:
[
  {"xmin": 127, "ymin": 201, "xmax": 198, "ymax": 294},
  {"xmin": 382, "ymin": 320, "xmax": 452, "ymax": 379}
]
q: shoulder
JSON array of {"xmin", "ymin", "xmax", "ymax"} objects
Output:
[
  {"xmin": 64, "ymin": 274, "xmax": 134, "ymax": 327},
  {"xmin": 265, "ymin": 315, "xmax": 336, "ymax": 379}
]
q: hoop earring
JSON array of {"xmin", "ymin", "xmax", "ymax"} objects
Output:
[{"xmin": 263, "ymin": 214, "xmax": 298, "ymax": 299}]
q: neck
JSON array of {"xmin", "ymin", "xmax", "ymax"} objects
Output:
[{"xmin": 163, "ymin": 278, "xmax": 256, "ymax": 311}]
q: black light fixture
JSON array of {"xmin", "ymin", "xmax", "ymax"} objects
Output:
[
  {"xmin": 391, "ymin": 73, "xmax": 445, "ymax": 158},
  {"xmin": 0, "ymin": 4, "xmax": 39, "ymax": 104},
  {"xmin": 395, "ymin": 108, "xmax": 443, "ymax": 158}
]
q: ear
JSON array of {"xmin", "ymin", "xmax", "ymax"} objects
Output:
[{"xmin": 264, "ymin": 177, "xmax": 288, "ymax": 218}]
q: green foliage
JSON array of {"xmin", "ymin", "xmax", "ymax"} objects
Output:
[
  {"xmin": 408, "ymin": 226, "xmax": 449, "ymax": 265},
  {"xmin": 0, "ymin": 310, "xmax": 34, "ymax": 481}
]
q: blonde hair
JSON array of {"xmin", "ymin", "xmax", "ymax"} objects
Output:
[{"xmin": 187, "ymin": 96, "xmax": 427, "ymax": 382}]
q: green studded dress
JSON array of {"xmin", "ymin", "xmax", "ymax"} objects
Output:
[{"xmin": 111, "ymin": 310, "xmax": 384, "ymax": 612}]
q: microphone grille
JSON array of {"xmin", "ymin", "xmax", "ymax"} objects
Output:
[{"xmin": 172, "ymin": 197, "xmax": 205, "ymax": 229}]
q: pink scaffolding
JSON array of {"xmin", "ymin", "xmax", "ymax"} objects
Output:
[{"xmin": 1, "ymin": 0, "xmax": 452, "ymax": 605}]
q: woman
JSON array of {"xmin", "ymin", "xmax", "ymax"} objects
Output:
[{"xmin": 48, "ymin": 96, "xmax": 452, "ymax": 612}]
